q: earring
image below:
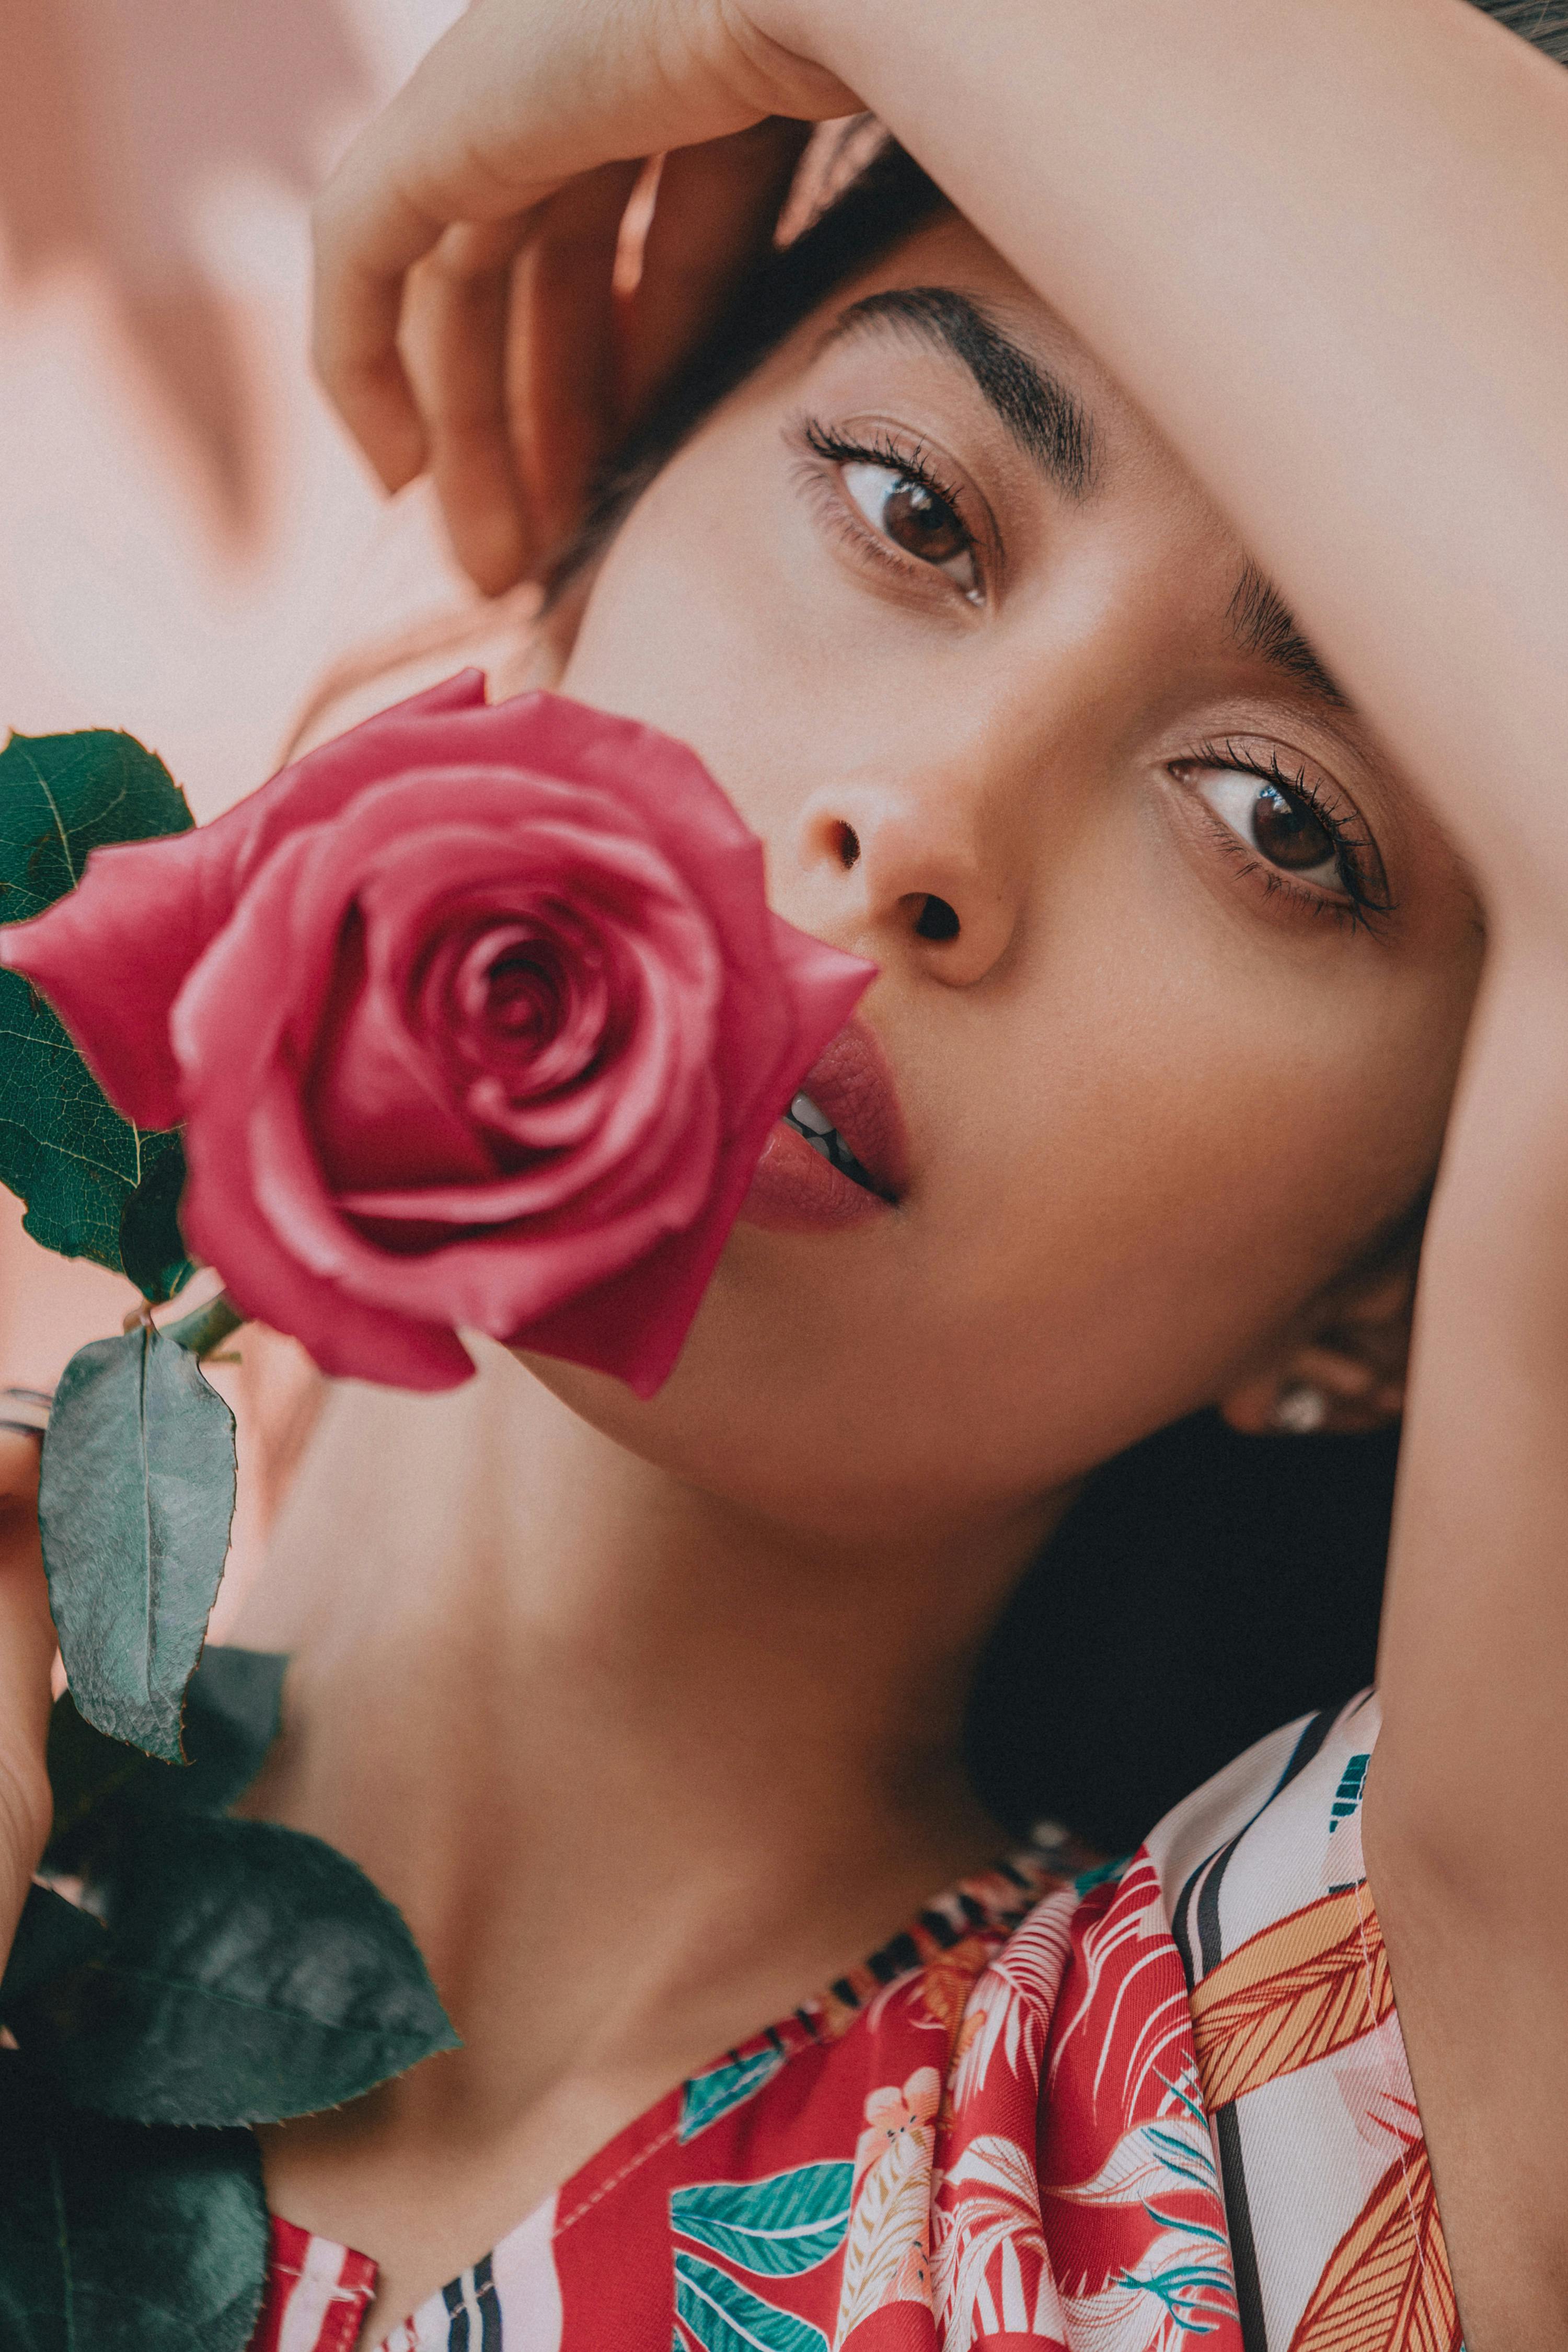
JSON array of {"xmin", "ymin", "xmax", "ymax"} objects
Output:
[{"xmin": 1274, "ymin": 1382, "xmax": 1329, "ymax": 1435}]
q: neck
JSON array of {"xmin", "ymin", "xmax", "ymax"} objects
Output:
[{"xmin": 235, "ymin": 1341, "xmax": 1071, "ymax": 2023}]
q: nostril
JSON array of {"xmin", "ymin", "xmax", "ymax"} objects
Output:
[
  {"xmin": 835, "ymin": 822, "xmax": 861, "ymax": 871},
  {"xmin": 913, "ymin": 894, "xmax": 961, "ymax": 942}
]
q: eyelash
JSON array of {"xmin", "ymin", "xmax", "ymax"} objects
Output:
[
  {"xmin": 792, "ymin": 425, "xmax": 1390, "ymax": 934},
  {"xmin": 1178, "ymin": 737, "xmax": 1394, "ymax": 932},
  {"xmin": 795, "ymin": 416, "xmax": 983, "ymax": 594}
]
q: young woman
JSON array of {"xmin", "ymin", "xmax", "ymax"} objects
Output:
[{"xmin": 3, "ymin": 1, "xmax": 1567, "ymax": 2344}]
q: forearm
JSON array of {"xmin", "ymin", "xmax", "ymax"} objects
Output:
[
  {"xmin": 1362, "ymin": 951, "xmax": 1568, "ymax": 2341},
  {"xmin": 1374, "ymin": 942, "xmax": 1568, "ymax": 1857},
  {"xmin": 763, "ymin": 0, "xmax": 1568, "ymax": 928}
]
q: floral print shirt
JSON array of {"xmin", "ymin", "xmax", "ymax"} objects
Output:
[{"xmin": 251, "ymin": 1692, "xmax": 1457, "ymax": 2352}]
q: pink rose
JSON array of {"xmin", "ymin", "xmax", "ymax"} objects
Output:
[{"xmin": 1, "ymin": 676, "xmax": 872, "ymax": 1393}]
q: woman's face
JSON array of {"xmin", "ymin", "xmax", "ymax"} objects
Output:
[{"xmin": 418, "ymin": 214, "xmax": 1487, "ymax": 1542}]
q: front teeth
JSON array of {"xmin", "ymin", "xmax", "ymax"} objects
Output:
[{"xmin": 784, "ymin": 1093, "xmax": 881, "ymax": 1194}]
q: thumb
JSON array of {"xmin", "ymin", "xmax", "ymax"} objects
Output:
[{"xmin": 0, "ymin": 1428, "xmax": 56, "ymax": 1974}]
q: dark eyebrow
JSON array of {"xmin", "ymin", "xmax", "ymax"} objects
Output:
[
  {"xmin": 818, "ymin": 286, "xmax": 1097, "ymax": 499},
  {"xmin": 1227, "ymin": 561, "xmax": 1351, "ymax": 709}
]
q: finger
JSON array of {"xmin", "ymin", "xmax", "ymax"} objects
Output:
[
  {"xmin": 0, "ymin": 1432, "xmax": 55, "ymax": 1964},
  {"xmin": 310, "ymin": 0, "xmax": 859, "ymax": 500},
  {"xmin": 505, "ymin": 160, "xmax": 646, "ymax": 565},
  {"xmin": 313, "ymin": 170, "xmax": 446, "ymax": 493},
  {"xmin": 311, "ymin": 11, "xmax": 577, "ymax": 492},
  {"xmin": 400, "ymin": 213, "xmax": 540, "ymax": 595},
  {"xmin": 621, "ymin": 119, "xmax": 814, "ymax": 425}
]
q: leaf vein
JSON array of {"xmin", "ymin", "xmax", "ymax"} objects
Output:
[{"xmin": 96, "ymin": 1961, "xmax": 437, "ymax": 2035}]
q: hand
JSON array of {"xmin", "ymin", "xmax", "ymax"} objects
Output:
[
  {"xmin": 311, "ymin": 0, "xmax": 858, "ymax": 594},
  {"xmin": 0, "ymin": 1431, "xmax": 54, "ymax": 1981}
]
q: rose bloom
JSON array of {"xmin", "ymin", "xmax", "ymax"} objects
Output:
[{"xmin": 1, "ymin": 676, "xmax": 871, "ymax": 1393}]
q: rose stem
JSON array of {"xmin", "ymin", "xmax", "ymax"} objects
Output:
[{"xmin": 162, "ymin": 1293, "xmax": 246, "ymax": 1361}]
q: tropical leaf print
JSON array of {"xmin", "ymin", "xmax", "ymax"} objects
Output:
[
  {"xmin": 1045, "ymin": 1865, "xmax": 1195, "ymax": 2120},
  {"xmin": 674, "ymin": 2252, "xmax": 830, "ymax": 2352},
  {"xmin": 931, "ymin": 2133, "xmax": 1065, "ymax": 2352},
  {"xmin": 889, "ymin": 1934, "xmax": 993, "ymax": 2053},
  {"xmin": 1188, "ymin": 1885, "xmax": 1391, "ymax": 2110},
  {"xmin": 1049, "ymin": 2110, "xmax": 1219, "ymax": 2210},
  {"xmin": 680, "ymin": 2044, "xmax": 790, "ymax": 2141},
  {"xmin": 1057, "ymin": 2226, "xmax": 1236, "ymax": 2351},
  {"xmin": 832, "ymin": 2119, "xmax": 933, "ymax": 2346},
  {"xmin": 672, "ymin": 2163, "xmax": 854, "ymax": 2278},
  {"xmin": 1286, "ymin": 2142, "xmax": 1460, "ymax": 2352},
  {"xmin": 949, "ymin": 1890, "xmax": 1077, "ymax": 2109}
]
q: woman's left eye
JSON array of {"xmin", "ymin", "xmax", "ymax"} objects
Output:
[
  {"xmin": 840, "ymin": 461, "xmax": 980, "ymax": 597},
  {"xmin": 1189, "ymin": 764, "xmax": 1347, "ymax": 895}
]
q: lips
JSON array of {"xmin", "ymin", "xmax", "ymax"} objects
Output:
[
  {"xmin": 738, "ymin": 1017, "xmax": 908, "ymax": 1234},
  {"xmin": 788, "ymin": 1018, "xmax": 908, "ymax": 1200}
]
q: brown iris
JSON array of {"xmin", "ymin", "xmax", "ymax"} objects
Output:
[
  {"xmin": 1252, "ymin": 781, "xmax": 1335, "ymax": 873},
  {"xmin": 881, "ymin": 477, "xmax": 968, "ymax": 567}
]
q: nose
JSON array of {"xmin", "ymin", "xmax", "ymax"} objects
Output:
[{"xmin": 790, "ymin": 777, "xmax": 1024, "ymax": 988}]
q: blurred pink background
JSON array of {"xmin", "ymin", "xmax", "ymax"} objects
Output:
[{"xmin": 0, "ymin": 0, "xmax": 479, "ymax": 1604}]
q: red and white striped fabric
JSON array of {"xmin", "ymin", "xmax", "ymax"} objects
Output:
[{"xmin": 251, "ymin": 2218, "xmax": 377, "ymax": 2352}]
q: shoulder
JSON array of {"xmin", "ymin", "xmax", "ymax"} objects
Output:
[{"xmin": 937, "ymin": 1694, "xmax": 1459, "ymax": 2348}]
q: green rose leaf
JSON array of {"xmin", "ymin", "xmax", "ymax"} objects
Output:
[
  {"xmin": 40, "ymin": 1325, "xmax": 237, "ymax": 1763},
  {"xmin": 46, "ymin": 1646, "xmax": 287, "ymax": 1874},
  {"xmin": 17, "ymin": 1813, "xmax": 459, "ymax": 2127},
  {"xmin": 0, "ymin": 728, "xmax": 194, "ymax": 1298},
  {"xmin": 0, "ymin": 2050, "xmax": 268, "ymax": 2352},
  {"xmin": 0, "ymin": 1886, "xmax": 105, "ymax": 2015},
  {"xmin": 119, "ymin": 1134, "xmax": 199, "ymax": 1308}
]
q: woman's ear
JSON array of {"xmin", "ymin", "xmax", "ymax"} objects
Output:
[{"xmin": 1219, "ymin": 1256, "xmax": 1417, "ymax": 1438}]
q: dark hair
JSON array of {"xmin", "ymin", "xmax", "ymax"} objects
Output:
[
  {"xmin": 546, "ymin": 135, "xmax": 946, "ymax": 602},
  {"xmin": 1479, "ymin": 0, "xmax": 1568, "ymax": 60}
]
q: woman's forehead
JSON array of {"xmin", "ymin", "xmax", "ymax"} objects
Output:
[
  {"xmin": 736, "ymin": 214, "xmax": 1276, "ymax": 630},
  {"xmin": 794, "ymin": 212, "xmax": 1178, "ymax": 481}
]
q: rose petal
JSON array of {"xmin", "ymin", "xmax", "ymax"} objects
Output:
[
  {"xmin": 228, "ymin": 672, "xmax": 491, "ymax": 891},
  {"xmin": 306, "ymin": 790, "xmax": 724, "ymax": 1218},
  {"xmin": 172, "ymin": 806, "xmax": 729, "ymax": 1345},
  {"xmin": 0, "ymin": 827, "xmax": 235, "ymax": 1130}
]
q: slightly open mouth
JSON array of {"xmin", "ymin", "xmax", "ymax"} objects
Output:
[{"xmin": 782, "ymin": 1092, "xmax": 887, "ymax": 1198}]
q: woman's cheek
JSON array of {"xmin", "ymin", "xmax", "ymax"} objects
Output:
[
  {"xmin": 563, "ymin": 448, "xmax": 787, "ymax": 794},
  {"xmin": 949, "ymin": 923, "xmax": 1439, "ymax": 1381},
  {"xmin": 563, "ymin": 420, "xmax": 913, "ymax": 851}
]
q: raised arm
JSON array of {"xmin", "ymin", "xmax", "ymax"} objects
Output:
[{"xmin": 313, "ymin": 4, "xmax": 1568, "ymax": 2335}]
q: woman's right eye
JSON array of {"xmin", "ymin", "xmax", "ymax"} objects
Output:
[{"xmin": 839, "ymin": 462, "xmax": 980, "ymax": 598}]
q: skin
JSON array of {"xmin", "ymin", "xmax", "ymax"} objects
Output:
[{"xmin": 3, "ymin": 1, "xmax": 1565, "ymax": 2342}]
